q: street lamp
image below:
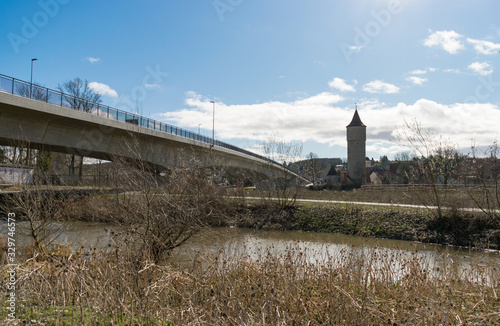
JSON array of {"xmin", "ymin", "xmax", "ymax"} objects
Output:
[
  {"xmin": 30, "ymin": 58, "xmax": 38, "ymax": 99},
  {"xmin": 198, "ymin": 124, "xmax": 201, "ymax": 134},
  {"xmin": 210, "ymin": 101, "xmax": 215, "ymax": 147}
]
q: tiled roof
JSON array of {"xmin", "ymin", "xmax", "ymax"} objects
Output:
[{"xmin": 347, "ymin": 110, "xmax": 366, "ymax": 127}]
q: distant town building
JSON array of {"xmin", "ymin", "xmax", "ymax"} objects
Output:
[
  {"xmin": 346, "ymin": 109, "xmax": 366, "ymax": 186},
  {"xmin": 368, "ymin": 166, "xmax": 388, "ymax": 185},
  {"xmin": 0, "ymin": 165, "xmax": 33, "ymax": 185},
  {"xmin": 326, "ymin": 166, "xmax": 339, "ymax": 187}
]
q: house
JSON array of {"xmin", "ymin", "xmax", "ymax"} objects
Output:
[
  {"xmin": 326, "ymin": 166, "xmax": 340, "ymax": 187},
  {"xmin": 368, "ymin": 166, "xmax": 388, "ymax": 185},
  {"xmin": 0, "ymin": 165, "xmax": 33, "ymax": 185}
]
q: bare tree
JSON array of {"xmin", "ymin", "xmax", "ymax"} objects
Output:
[
  {"xmin": 394, "ymin": 119, "xmax": 461, "ymax": 218},
  {"xmin": 304, "ymin": 152, "xmax": 321, "ymax": 184},
  {"xmin": 0, "ymin": 147, "xmax": 6, "ymax": 164},
  {"xmin": 259, "ymin": 134, "xmax": 304, "ymax": 209},
  {"xmin": 58, "ymin": 78, "xmax": 101, "ymax": 113},
  {"xmin": 466, "ymin": 142, "xmax": 500, "ymax": 221},
  {"xmin": 16, "ymin": 82, "xmax": 48, "ymax": 102},
  {"xmin": 0, "ymin": 141, "xmax": 37, "ymax": 167},
  {"xmin": 0, "ymin": 142, "xmax": 65, "ymax": 258},
  {"xmin": 1, "ymin": 187, "xmax": 66, "ymax": 258},
  {"xmin": 58, "ymin": 78, "xmax": 102, "ymax": 181},
  {"xmin": 393, "ymin": 151, "xmax": 414, "ymax": 162},
  {"xmin": 108, "ymin": 134, "xmax": 229, "ymax": 265}
]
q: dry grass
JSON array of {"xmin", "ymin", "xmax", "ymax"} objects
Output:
[{"xmin": 2, "ymin": 242, "xmax": 499, "ymax": 325}]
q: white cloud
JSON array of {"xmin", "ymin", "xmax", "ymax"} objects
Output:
[
  {"xmin": 409, "ymin": 68, "xmax": 437, "ymax": 75},
  {"xmin": 86, "ymin": 57, "xmax": 101, "ymax": 64},
  {"xmin": 425, "ymin": 32, "xmax": 500, "ymax": 55},
  {"xmin": 158, "ymin": 93, "xmax": 500, "ymax": 159},
  {"xmin": 362, "ymin": 80, "xmax": 400, "ymax": 94},
  {"xmin": 388, "ymin": 100, "xmax": 500, "ymax": 151},
  {"xmin": 328, "ymin": 78, "xmax": 356, "ymax": 92},
  {"xmin": 424, "ymin": 30, "xmax": 465, "ymax": 54},
  {"xmin": 145, "ymin": 83, "xmax": 161, "ymax": 89},
  {"xmin": 467, "ymin": 38, "xmax": 500, "ymax": 55},
  {"xmin": 294, "ymin": 92, "xmax": 344, "ymax": 106},
  {"xmin": 409, "ymin": 69, "xmax": 427, "ymax": 75},
  {"xmin": 406, "ymin": 76, "xmax": 428, "ymax": 86},
  {"xmin": 88, "ymin": 82, "xmax": 118, "ymax": 98},
  {"xmin": 160, "ymin": 91, "xmax": 348, "ymax": 146},
  {"xmin": 443, "ymin": 68, "xmax": 460, "ymax": 74},
  {"xmin": 468, "ymin": 62, "xmax": 493, "ymax": 76}
]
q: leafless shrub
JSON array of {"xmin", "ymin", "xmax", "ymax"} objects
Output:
[
  {"xmin": 395, "ymin": 119, "xmax": 462, "ymax": 218},
  {"xmin": 1, "ymin": 184, "xmax": 67, "ymax": 258},
  {"xmin": 100, "ymin": 134, "xmax": 232, "ymax": 264},
  {"xmin": 259, "ymin": 134, "xmax": 305, "ymax": 209},
  {"xmin": 0, "ymin": 139, "xmax": 68, "ymax": 258},
  {"xmin": 466, "ymin": 142, "xmax": 500, "ymax": 222}
]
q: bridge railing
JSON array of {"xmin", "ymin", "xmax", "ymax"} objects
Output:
[{"xmin": 0, "ymin": 73, "xmax": 283, "ymax": 167}]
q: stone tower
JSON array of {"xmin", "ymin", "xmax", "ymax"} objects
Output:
[{"xmin": 346, "ymin": 109, "xmax": 366, "ymax": 186}]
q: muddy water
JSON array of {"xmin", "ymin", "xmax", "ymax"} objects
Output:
[
  {"xmin": 171, "ymin": 227, "xmax": 500, "ymax": 283},
  {"xmin": 2, "ymin": 221, "xmax": 499, "ymax": 283}
]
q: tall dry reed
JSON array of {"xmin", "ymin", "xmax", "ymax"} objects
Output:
[{"xmin": 2, "ymin": 242, "xmax": 498, "ymax": 325}]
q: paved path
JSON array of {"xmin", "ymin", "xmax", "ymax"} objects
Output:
[{"xmin": 243, "ymin": 197, "xmax": 500, "ymax": 214}]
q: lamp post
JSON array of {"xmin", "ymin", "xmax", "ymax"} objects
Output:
[
  {"xmin": 30, "ymin": 58, "xmax": 38, "ymax": 99},
  {"xmin": 210, "ymin": 101, "xmax": 215, "ymax": 147}
]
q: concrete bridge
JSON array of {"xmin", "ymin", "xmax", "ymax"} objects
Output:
[{"xmin": 0, "ymin": 74, "xmax": 307, "ymax": 185}]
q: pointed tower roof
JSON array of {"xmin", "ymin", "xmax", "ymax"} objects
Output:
[
  {"xmin": 326, "ymin": 166, "xmax": 338, "ymax": 176},
  {"xmin": 347, "ymin": 109, "xmax": 366, "ymax": 127}
]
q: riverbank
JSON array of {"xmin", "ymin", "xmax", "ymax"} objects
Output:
[
  {"xmin": 235, "ymin": 202, "xmax": 500, "ymax": 250},
  {"xmin": 3, "ymin": 187, "xmax": 499, "ymax": 250},
  {"xmin": 5, "ymin": 188, "xmax": 499, "ymax": 251},
  {"xmin": 2, "ymin": 191, "xmax": 500, "ymax": 324},
  {"xmin": 2, "ymin": 235, "xmax": 499, "ymax": 325}
]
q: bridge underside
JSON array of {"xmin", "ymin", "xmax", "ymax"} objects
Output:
[{"xmin": 0, "ymin": 92, "xmax": 307, "ymax": 186}]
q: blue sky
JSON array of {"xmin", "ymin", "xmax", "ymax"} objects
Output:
[{"xmin": 1, "ymin": 0, "xmax": 500, "ymax": 161}]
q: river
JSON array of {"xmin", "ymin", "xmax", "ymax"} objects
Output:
[{"xmin": 2, "ymin": 221, "xmax": 499, "ymax": 284}]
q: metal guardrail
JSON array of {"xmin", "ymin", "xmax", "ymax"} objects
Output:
[{"xmin": 0, "ymin": 73, "xmax": 277, "ymax": 165}]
